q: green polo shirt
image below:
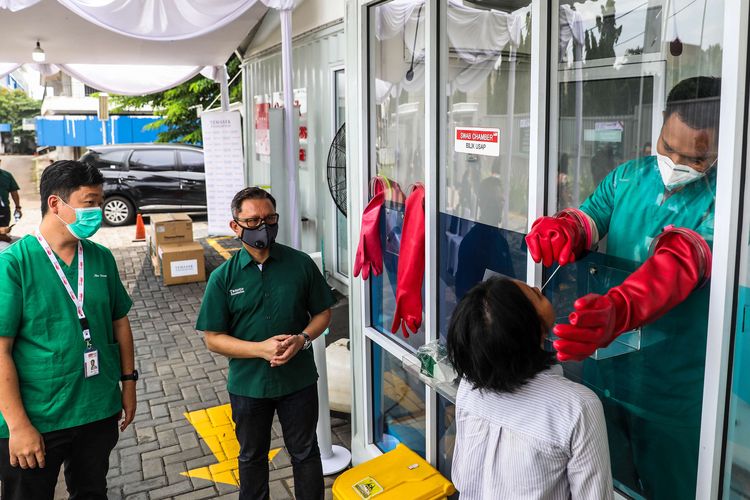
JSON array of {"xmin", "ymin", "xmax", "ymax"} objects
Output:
[
  {"xmin": 0, "ymin": 235, "xmax": 132, "ymax": 437},
  {"xmin": 196, "ymin": 243, "xmax": 336, "ymax": 398},
  {"xmin": 0, "ymin": 169, "xmax": 19, "ymax": 212}
]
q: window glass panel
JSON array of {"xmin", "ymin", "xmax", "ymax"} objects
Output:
[
  {"xmin": 438, "ymin": 0, "xmax": 532, "ymax": 343},
  {"xmin": 335, "ymin": 69, "xmax": 349, "ymax": 277},
  {"xmin": 371, "ymin": 342, "xmax": 426, "ymax": 458},
  {"xmin": 723, "ymin": 117, "xmax": 750, "ymax": 498},
  {"xmin": 129, "ymin": 150, "xmax": 176, "ymax": 171},
  {"xmin": 437, "ymin": 394, "xmax": 456, "ymax": 483},
  {"xmin": 179, "ymin": 151, "xmax": 204, "ymax": 173},
  {"xmin": 84, "ymin": 150, "xmax": 126, "ymax": 170},
  {"xmin": 369, "ymin": 0, "xmax": 426, "ymax": 350},
  {"xmin": 550, "ymin": 2, "xmax": 725, "ymax": 498}
]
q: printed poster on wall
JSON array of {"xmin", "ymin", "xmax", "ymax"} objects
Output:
[
  {"xmin": 254, "ymin": 99, "xmax": 270, "ymax": 156},
  {"xmin": 201, "ymin": 110, "xmax": 245, "ymax": 236}
]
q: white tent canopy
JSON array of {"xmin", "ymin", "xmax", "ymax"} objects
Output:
[
  {"xmin": 0, "ymin": 0, "xmax": 269, "ymax": 94},
  {"xmin": 0, "ymin": 0, "xmax": 313, "ymax": 251}
]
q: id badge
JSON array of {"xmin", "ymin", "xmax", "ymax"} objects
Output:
[{"xmin": 84, "ymin": 349, "xmax": 100, "ymax": 378}]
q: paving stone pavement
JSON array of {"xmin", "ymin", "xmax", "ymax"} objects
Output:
[{"xmin": 53, "ymin": 227, "xmax": 350, "ymax": 500}]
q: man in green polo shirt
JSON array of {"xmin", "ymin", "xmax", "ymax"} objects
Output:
[
  {"xmin": 197, "ymin": 187, "xmax": 336, "ymax": 500},
  {"xmin": 0, "ymin": 161, "xmax": 137, "ymax": 500},
  {"xmin": 0, "ymin": 159, "xmax": 21, "ymax": 227}
]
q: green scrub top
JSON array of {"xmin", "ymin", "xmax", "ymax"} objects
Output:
[
  {"xmin": 0, "ymin": 169, "xmax": 19, "ymax": 212},
  {"xmin": 0, "ymin": 235, "xmax": 132, "ymax": 437},
  {"xmin": 575, "ymin": 155, "xmax": 715, "ymax": 499},
  {"xmin": 578, "ymin": 155, "xmax": 715, "ymax": 422},
  {"xmin": 195, "ymin": 243, "xmax": 336, "ymax": 399}
]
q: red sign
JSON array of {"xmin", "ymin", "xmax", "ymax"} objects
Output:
[
  {"xmin": 454, "ymin": 126, "xmax": 500, "ymax": 157},
  {"xmin": 455, "ymin": 128, "xmax": 499, "ymax": 143}
]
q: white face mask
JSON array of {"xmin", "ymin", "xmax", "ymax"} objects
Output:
[{"xmin": 656, "ymin": 153, "xmax": 714, "ymax": 190}]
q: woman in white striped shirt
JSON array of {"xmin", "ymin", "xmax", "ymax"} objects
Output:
[{"xmin": 447, "ymin": 277, "xmax": 613, "ymax": 499}]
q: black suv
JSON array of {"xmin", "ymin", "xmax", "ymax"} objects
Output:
[{"xmin": 80, "ymin": 144, "xmax": 206, "ymax": 226}]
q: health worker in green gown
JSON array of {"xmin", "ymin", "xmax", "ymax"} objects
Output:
[
  {"xmin": 526, "ymin": 76, "xmax": 721, "ymax": 499},
  {"xmin": 0, "ymin": 161, "xmax": 137, "ymax": 500}
]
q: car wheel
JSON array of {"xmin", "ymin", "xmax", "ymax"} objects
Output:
[{"xmin": 103, "ymin": 196, "xmax": 135, "ymax": 226}]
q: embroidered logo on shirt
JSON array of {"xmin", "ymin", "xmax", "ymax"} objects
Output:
[{"xmin": 230, "ymin": 288, "xmax": 245, "ymax": 296}]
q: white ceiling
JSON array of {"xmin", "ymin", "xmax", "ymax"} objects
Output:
[{"xmin": 0, "ymin": 0, "xmax": 269, "ymax": 66}]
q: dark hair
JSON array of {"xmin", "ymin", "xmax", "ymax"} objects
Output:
[
  {"xmin": 446, "ymin": 277, "xmax": 555, "ymax": 393},
  {"xmin": 231, "ymin": 186, "xmax": 276, "ymax": 217},
  {"xmin": 40, "ymin": 160, "xmax": 104, "ymax": 215},
  {"xmin": 665, "ymin": 76, "xmax": 721, "ymax": 132}
]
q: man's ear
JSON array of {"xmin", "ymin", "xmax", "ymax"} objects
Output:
[
  {"xmin": 47, "ymin": 195, "xmax": 61, "ymax": 215},
  {"xmin": 229, "ymin": 220, "xmax": 242, "ymax": 239}
]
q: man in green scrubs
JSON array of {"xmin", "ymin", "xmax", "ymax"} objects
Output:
[
  {"xmin": 0, "ymin": 161, "xmax": 137, "ymax": 500},
  {"xmin": 0, "ymin": 159, "xmax": 21, "ymax": 227},
  {"xmin": 196, "ymin": 187, "xmax": 335, "ymax": 500},
  {"xmin": 527, "ymin": 77, "xmax": 721, "ymax": 498}
]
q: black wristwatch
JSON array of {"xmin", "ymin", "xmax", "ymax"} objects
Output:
[
  {"xmin": 120, "ymin": 370, "xmax": 139, "ymax": 382},
  {"xmin": 298, "ymin": 332, "xmax": 312, "ymax": 350}
]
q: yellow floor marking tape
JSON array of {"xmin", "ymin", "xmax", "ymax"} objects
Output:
[
  {"xmin": 181, "ymin": 404, "xmax": 281, "ymax": 486},
  {"xmin": 205, "ymin": 237, "xmax": 240, "ymax": 261}
]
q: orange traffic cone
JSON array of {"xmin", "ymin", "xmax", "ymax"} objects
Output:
[{"xmin": 133, "ymin": 214, "xmax": 146, "ymax": 242}]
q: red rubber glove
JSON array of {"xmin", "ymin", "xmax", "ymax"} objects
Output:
[
  {"xmin": 526, "ymin": 209, "xmax": 593, "ymax": 267},
  {"xmin": 391, "ymin": 184, "xmax": 425, "ymax": 338},
  {"xmin": 353, "ymin": 190, "xmax": 385, "ymax": 280},
  {"xmin": 553, "ymin": 227, "xmax": 711, "ymax": 362}
]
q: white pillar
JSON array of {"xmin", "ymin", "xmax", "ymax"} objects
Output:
[
  {"xmin": 280, "ymin": 8, "xmax": 300, "ymax": 249},
  {"xmin": 218, "ymin": 65, "xmax": 230, "ymax": 112},
  {"xmin": 313, "ymin": 332, "xmax": 352, "ymax": 475}
]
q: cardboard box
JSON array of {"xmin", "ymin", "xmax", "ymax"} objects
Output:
[
  {"xmin": 158, "ymin": 241, "xmax": 205, "ymax": 285},
  {"xmin": 150, "ymin": 213, "xmax": 193, "ymax": 247}
]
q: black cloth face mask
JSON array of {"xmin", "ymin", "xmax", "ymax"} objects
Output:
[{"xmin": 240, "ymin": 223, "xmax": 279, "ymax": 249}]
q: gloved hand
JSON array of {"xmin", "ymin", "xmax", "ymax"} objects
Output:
[
  {"xmin": 391, "ymin": 184, "xmax": 425, "ymax": 338},
  {"xmin": 553, "ymin": 227, "xmax": 711, "ymax": 362},
  {"xmin": 525, "ymin": 209, "xmax": 593, "ymax": 267},
  {"xmin": 353, "ymin": 190, "xmax": 385, "ymax": 280}
]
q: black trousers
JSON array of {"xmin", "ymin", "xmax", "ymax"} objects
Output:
[
  {"xmin": 230, "ymin": 383, "xmax": 324, "ymax": 500},
  {"xmin": 0, "ymin": 414, "xmax": 119, "ymax": 500},
  {"xmin": 0, "ymin": 207, "xmax": 10, "ymax": 227}
]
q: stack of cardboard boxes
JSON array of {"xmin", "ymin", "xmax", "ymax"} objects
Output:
[{"xmin": 148, "ymin": 213, "xmax": 206, "ymax": 285}]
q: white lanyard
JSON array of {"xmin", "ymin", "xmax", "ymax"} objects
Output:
[{"xmin": 35, "ymin": 229, "xmax": 91, "ymax": 343}]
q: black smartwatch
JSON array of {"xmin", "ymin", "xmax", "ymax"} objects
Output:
[{"xmin": 120, "ymin": 370, "xmax": 139, "ymax": 382}]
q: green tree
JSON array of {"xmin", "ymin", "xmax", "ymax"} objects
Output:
[
  {"xmin": 584, "ymin": 0, "xmax": 622, "ymax": 61},
  {"xmin": 112, "ymin": 56, "xmax": 242, "ymax": 144},
  {"xmin": 0, "ymin": 88, "xmax": 42, "ymax": 150}
]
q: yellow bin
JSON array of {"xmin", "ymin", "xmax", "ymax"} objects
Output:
[{"xmin": 332, "ymin": 444, "xmax": 456, "ymax": 500}]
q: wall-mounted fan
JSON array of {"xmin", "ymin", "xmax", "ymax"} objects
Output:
[{"xmin": 327, "ymin": 123, "xmax": 347, "ymax": 216}]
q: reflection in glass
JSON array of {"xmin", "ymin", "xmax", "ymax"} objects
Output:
[
  {"xmin": 369, "ymin": 0, "xmax": 426, "ymax": 348},
  {"xmin": 441, "ymin": 2, "xmax": 531, "ymax": 232},
  {"xmin": 557, "ymin": 78, "xmax": 654, "ymax": 208},
  {"xmin": 371, "ymin": 343, "xmax": 426, "ymax": 458},
  {"xmin": 439, "ymin": 0, "xmax": 532, "ymax": 344}
]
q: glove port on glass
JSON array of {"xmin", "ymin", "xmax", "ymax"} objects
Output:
[{"xmin": 544, "ymin": 262, "xmax": 642, "ymax": 360}]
